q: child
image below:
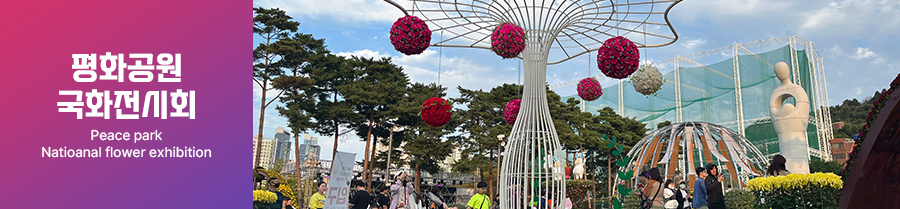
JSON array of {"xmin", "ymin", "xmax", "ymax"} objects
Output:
[{"xmin": 466, "ymin": 182, "xmax": 490, "ymax": 209}]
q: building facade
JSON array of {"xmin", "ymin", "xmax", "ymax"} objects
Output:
[
  {"xmin": 830, "ymin": 138, "xmax": 855, "ymax": 164},
  {"xmin": 252, "ymin": 135, "xmax": 276, "ymax": 169}
]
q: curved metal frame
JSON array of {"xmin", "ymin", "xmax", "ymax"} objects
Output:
[
  {"xmin": 384, "ymin": 0, "xmax": 682, "ymax": 64},
  {"xmin": 382, "ymin": 1, "xmax": 682, "ymax": 209}
]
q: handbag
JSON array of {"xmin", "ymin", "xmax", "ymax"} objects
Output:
[{"xmin": 640, "ymin": 183, "xmax": 662, "ymax": 209}]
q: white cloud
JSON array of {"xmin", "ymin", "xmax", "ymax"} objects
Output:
[
  {"xmin": 830, "ymin": 45, "xmax": 886, "ymax": 65},
  {"xmin": 850, "ymin": 47, "xmax": 877, "ymax": 59},
  {"xmin": 335, "ymin": 48, "xmax": 515, "ymax": 97},
  {"xmin": 681, "ymin": 39, "xmax": 706, "ymax": 50}
]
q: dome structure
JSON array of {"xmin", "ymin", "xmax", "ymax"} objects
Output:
[{"xmin": 621, "ymin": 122, "xmax": 769, "ymax": 189}]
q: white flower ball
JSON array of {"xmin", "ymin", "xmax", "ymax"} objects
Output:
[{"xmin": 632, "ymin": 65, "xmax": 663, "ymax": 95}]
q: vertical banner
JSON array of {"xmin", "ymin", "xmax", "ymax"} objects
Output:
[{"xmin": 325, "ymin": 151, "xmax": 356, "ymax": 209}]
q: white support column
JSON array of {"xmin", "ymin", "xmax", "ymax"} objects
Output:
[
  {"xmin": 675, "ymin": 56, "xmax": 683, "ymax": 123},
  {"xmin": 619, "ymin": 79, "xmax": 625, "ymax": 116},
  {"xmin": 732, "ymin": 43, "xmax": 746, "ymax": 136}
]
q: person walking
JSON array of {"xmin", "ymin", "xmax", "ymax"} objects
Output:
[
  {"xmin": 466, "ymin": 182, "xmax": 491, "ymax": 209},
  {"xmin": 765, "ymin": 155, "xmax": 791, "ymax": 177},
  {"xmin": 350, "ymin": 182, "xmax": 372, "ymax": 209},
  {"xmin": 309, "ymin": 182, "xmax": 327, "ymax": 209},
  {"xmin": 641, "ymin": 168, "xmax": 665, "ymax": 209},
  {"xmin": 391, "ymin": 171, "xmax": 417, "ymax": 209},
  {"xmin": 692, "ymin": 167, "xmax": 708, "ymax": 209},
  {"xmin": 704, "ymin": 164, "xmax": 726, "ymax": 209}
]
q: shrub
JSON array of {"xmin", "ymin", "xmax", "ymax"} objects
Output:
[
  {"xmin": 621, "ymin": 193, "xmax": 641, "ymax": 209},
  {"xmin": 724, "ymin": 189, "xmax": 757, "ymax": 209}
]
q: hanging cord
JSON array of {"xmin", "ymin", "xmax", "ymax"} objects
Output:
[
  {"xmin": 643, "ymin": 23, "xmax": 648, "ymax": 64},
  {"xmin": 438, "ymin": 31, "xmax": 442, "ymax": 86}
]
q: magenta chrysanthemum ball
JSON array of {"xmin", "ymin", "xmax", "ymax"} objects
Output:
[
  {"xmin": 577, "ymin": 77, "xmax": 603, "ymax": 101},
  {"xmin": 491, "ymin": 23, "xmax": 526, "ymax": 59},
  {"xmin": 421, "ymin": 97, "xmax": 453, "ymax": 127},
  {"xmin": 504, "ymin": 99, "xmax": 522, "ymax": 125},
  {"xmin": 597, "ymin": 36, "xmax": 640, "ymax": 79},
  {"xmin": 390, "ymin": 15, "xmax": 431, "ymax": 55}
]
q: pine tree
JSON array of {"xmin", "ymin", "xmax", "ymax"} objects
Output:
[{"xmin": 253, "ymin": 7, "xmax": 299, "ymax": 169}]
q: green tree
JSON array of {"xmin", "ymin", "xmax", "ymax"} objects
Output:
[
  {"xmin": 399, "ymin": 83, "xmax": 459, "ymax": 191},
  {"xmin": 809, "ymin": 158, "xmax": 843, "ymax": 174},
  {"xmin": 305, "ymin": 53, "xmax": 362, "ymax": 165},
  {"xmin": 657, "ymin": 120, "xmax": 672, "ymax": 129},
  {"xmin": 340, "ymin": 56, "xmax": 410, "ymax": 190},
  {"xmin": 253, "ymin": 7, "xmax": 299, "ymax": 168}
]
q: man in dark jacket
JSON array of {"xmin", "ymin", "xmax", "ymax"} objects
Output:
[{"xmin": 704, "ymin": 164, "xmax": 726, "ymax": 209}]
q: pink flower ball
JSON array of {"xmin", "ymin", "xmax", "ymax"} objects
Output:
[
  {"xmin": 597, "ymin": 36, "xmax": 640, "ymax": 79},
  {"xmin": 577, "ymin": 77, "xmax": 603, "ymax": 101},
  {"xmin": 491, "ymin": 23, "xmax": 526, "ymax": 59},
  {"xmin": 390, "ymin": 16, "xmax": 431, "ymax": 55},
  {"xmin": 504, "ymin": 99, "xmax": 522, "ymax": 125}
]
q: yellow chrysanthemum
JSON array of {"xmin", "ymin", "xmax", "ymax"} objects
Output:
[
  {"xmin": 746, "ymin": 172, "xmax": 843, "ymax": 191},
  {"xmin": 254, "ymin": 190, "xmax": 278, "ymax": 203}
]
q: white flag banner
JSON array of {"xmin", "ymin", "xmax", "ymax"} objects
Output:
[{"xmin": 324, "ymin": 151, "xmax": 356, "ymax": 209}]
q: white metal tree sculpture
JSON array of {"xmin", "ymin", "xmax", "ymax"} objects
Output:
[{"xmin": 384, "ymin": 1, "xmax": 682, "ymax": 208}]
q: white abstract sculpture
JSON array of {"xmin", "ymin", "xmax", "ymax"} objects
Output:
[
  {"xmin": 769, "ymin": 62, "xmax": 811, "ymax": 174},
  {"xmin": 572, "ymin": 154, "xmax": 585, "ymax": 180}
]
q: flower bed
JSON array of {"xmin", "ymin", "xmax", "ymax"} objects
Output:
[
  {"xmin": 747, "ymin": 172, "xmax": 843, "ymax": 209},
  {"xmin": 253, "ymin": 190, "xmax": 278, "ymax": 209},
  {"xmin": 566, "ymin": 180, "xmax": 595, "ymax": 209}
]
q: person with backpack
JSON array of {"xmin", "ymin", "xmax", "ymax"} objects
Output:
[
  {"xmin": 425, "ymin": 187, "xmax": 448, "ymax": 209},
  {"xmin": 640, "ymin": 168, "xmax": 665, "ymax": 209}
]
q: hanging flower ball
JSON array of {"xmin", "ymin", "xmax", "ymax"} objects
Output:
[
  {"xmin": 421, "ymin": 97, "xmax": 453, "ymax": 127},
  {"xmin": 504, "ymin": 99, "xmax": 522, "ymax": 125},
  {"xmin": 491, "ymin": 23, "xmax": 526, "ymax": 59},
  {"xmin": 597, "ymin": 36, "xmax": 640, "ymax": 79},
  {"xmin": 390, "ymin": 15, "xmax": 432, "ymax": 55},
  {"xmin": 577, "ymin": 77, "xmax": 603, "ymax": 101},
  {"xmin": 632, "ymin": 65, "xmax": 664, "ymax": 95}
]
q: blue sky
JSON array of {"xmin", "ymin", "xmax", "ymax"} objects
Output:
[{"xmin": 253, "ymin": 0, "xmax": 900, "ymax": 161}]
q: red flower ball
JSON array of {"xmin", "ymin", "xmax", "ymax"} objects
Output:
[
  {"xmin": 390, "ymin": 16, "xmax": 431, "ymax": 55},
  {"xmin": 597, "ymin": 36, "xmax": 640, "ymax": 79},
  {"xmin": 491, "ymin": 23, "xmax": 526, "ymax": 59},
  {"xmin": 504, "ymin": 99, "xmax": 522, "ymax": 125},
  {"xmin": 577, "ymin": 77, "xmax": 603, "ymax": 101},
  {"xmin": 421, "ymin": 97, "xmax": 453, "ymax": 127}
]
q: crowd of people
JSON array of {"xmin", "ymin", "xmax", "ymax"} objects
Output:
[
  {"xmin": 299, "ymin": 170, "xmax": 489, "ymax": 209},
  {"xmin": 636, "ymin": 154, "xmax": 791, "ymax": 209},
  {"xmin": 280, "ymin": 154, "xmax": 792, "ymax": 209}
]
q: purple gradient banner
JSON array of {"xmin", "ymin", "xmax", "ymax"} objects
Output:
[{"xmin": 0, "ymin": 0, "xmax": 250, "ymax": 208}]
